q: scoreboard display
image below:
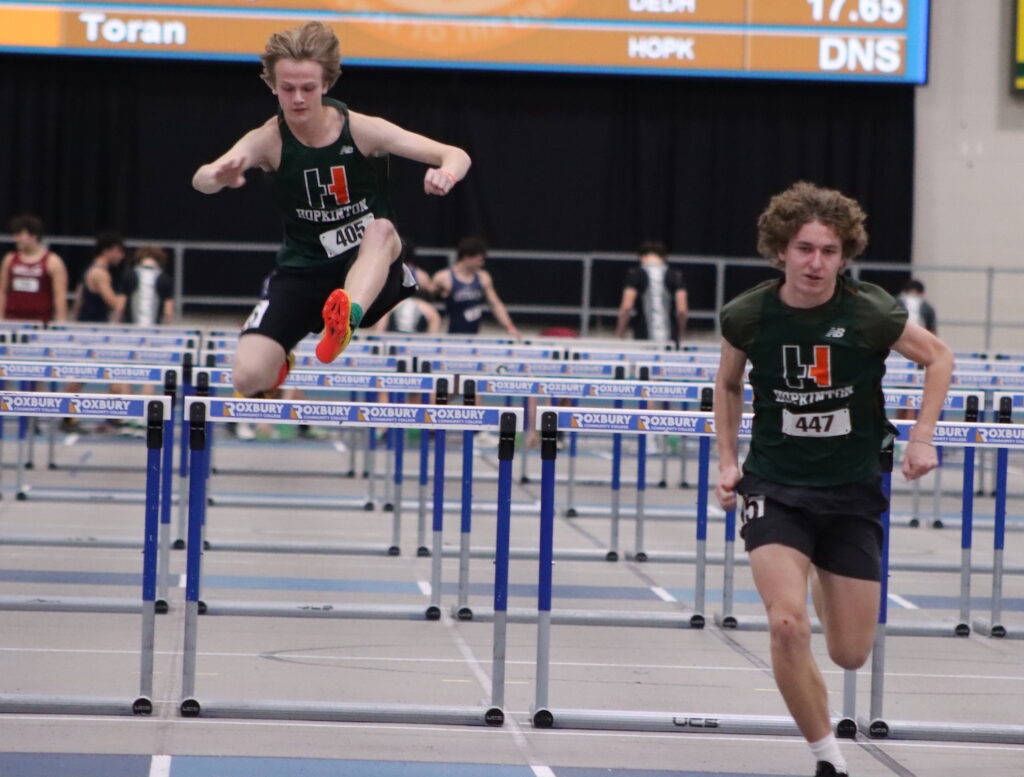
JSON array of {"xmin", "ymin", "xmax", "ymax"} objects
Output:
[{"xmin": 0, "ymin": 0, "xmax": 930, "ymax": 83}]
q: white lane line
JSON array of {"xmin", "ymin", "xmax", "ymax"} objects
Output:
[
  {"xmin": 417, "ymin": 580, "xmax": 431, "ymax": 596},
  {"xmin": 178, "ymin": 574, "xmax": 186, "ymax": 588},
  {"xmin": 887, "ymin": 592, "xmax": 919, "ymax": 610},
  {"xmin": 148, "ymin": 754, "xmax": 171, "ymax": 777},
  {"xmin": 650, "ymin": 586, "xmax": 676, "ymax": 602},
  {"xmin": 531, "ymin": 767, "xmax": 556, "ymax": 777}
]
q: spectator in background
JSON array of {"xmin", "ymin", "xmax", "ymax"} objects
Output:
[
  {"xmin": 433, "ymin": 236, "xmax": 518, "ymax": 338},
  {"xmin": 615, "ymin": 240, "xmax": 688, "ymax": 343},
  {"xmin": 0, "ymin": 214, "xmax": 68, "ymax": 323},
  {"xmin": 123, "ymin": 245, "xmax": 174, "ymax": 325},
  {"xmin": 72, "ymin": 230, "xmax": 126, "ymax": 323},
  {"xmin": 897, "ymin": 278, "xmax": 937, "ymax": 333}
]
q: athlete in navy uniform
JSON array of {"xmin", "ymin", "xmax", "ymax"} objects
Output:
[{"xmin": 432, "ymin": 237, "xmax": 518, "ymax": 337}]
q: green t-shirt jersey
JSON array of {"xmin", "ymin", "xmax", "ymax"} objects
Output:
[
  {"xmin": 268, "ymin": 98, "xmax": 396, "ymax": 269},
  {"xmin": 720, "ymin": 276, "xmax": 908, "ymax": 487}
]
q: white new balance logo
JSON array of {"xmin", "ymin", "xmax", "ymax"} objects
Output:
[
  {"xmin": 824, "ymin": 327, "xmax": 846, "ymax": 338},
  {"xmin": 339, "ymin": 145, "xmax": 355, "ymax": 155}
]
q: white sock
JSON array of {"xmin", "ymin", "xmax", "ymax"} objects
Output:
[{"xmin": 809, "ymin": 733, "xmax": 847, "ymax": 773}]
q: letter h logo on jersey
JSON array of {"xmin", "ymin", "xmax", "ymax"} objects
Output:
[
  {"xmin": 304, "ymin": 166, "xmax": 350, "ymax": 208},
  {"xmin": 782, "ymin": 345, "xmax": 832, "ymax": 389}
]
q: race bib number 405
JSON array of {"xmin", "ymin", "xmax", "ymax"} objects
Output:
[
  {"xmin": 781, "ymin": 407, "xmax": 851, "ymax": 437},
  {"xmin": 319, "ymin": 213, "xmax": 375, "ymax": 258}
]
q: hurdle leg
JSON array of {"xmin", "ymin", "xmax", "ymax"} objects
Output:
[
  {"xmin": 717, "ymin": 507, "xmax": 738, "ymax": 628},
  {"xmin": 180, "ymin": 402, "xmax": 209, "ymax": 714},
  {"xmin": 533, "ymin": 411, "xmax": 558, "ymax": 724},
  {"xmin": 633, "ymin": 431, "xmax": 648, "ymax": 560},
  {"xmin": 931, "ymin": 447, "xmax": 944, "ymax": 528},
  {"xmin": 417, "ymin": 429, "xmax": 430, "ymax": 555},
  {"xmin": 383, "ymin": 428, "xmax": 395, "ymax": 511},
  {"xmin": 427, "ymin": 429, "xmax": 446, "ymax": 619},
  {"xmin": 565, "ymin": 399, "xmax": 578, "ymax": 517},
  {"xmin": 608, "ymin": 431, "xmax": 621, "ymax": 561},
  {"xmin": 975, "ymin": 445, "xmax": 1008, "ymax": 637},
  {"xmin": 137, "ymin": 401, "xmax": 165, "ymax": 713},
  {"xmin": 957, "ymin": 443, "xmax": 975, "ymax": 635},
  {"xmin": 389, "ymin": 429, "xmax": 403, "ymax": 556},
  {"xmin": 16, "ymin": 414, "xmax": 29, "ymax": 497},
  {"xmin": 489, "ymin": 412, "xmax": 517, "ymax": 715},
  {"xmin": 691, "ymin": 436, "xmax": 710, "ymax": 626},
  {"xmin": 364, "ymin": 427, "xmax": 377, "ymax": 509},
  {"xmin": 519, "ymin": 397, "xmax": 530, "ymax": 484},
  {"xmin": 456, "ymin": 429, "xmax": 474, "ymax": 619},
  {"xmin": 863, "ymin": 458, "xmax": 893, "ymax": 734}
]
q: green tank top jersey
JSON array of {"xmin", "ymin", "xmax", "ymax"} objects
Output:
[
  {"xmin": 720, "ymin": 276, "xmax": 908, "ymax": 487},
  {"xmin": 268, "ymin": 98, "xmax": 396, "ymax": 269}
]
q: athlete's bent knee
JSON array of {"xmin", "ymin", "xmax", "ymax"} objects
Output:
[
  {"xmin": 827, "ymin": 642, "xmax": 871, "ymax": 671},
  {"xmin": 232, "ymin": 363, "xmax": 274, "ymax": 398}
]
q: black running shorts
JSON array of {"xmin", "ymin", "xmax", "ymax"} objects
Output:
[
  {"xmin": 736, "ymin": 473, "xmax": 887, "ymax": 581},
  {"xmin": 241, "ymin": 250, "xmax": 415, "ymax": 353}
]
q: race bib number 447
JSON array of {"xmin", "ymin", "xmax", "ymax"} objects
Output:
[
  {"xmin": 781, "ymin": 407, "xmax": 852, "ymax": 437},
  {"xmin": 319, "ymin": 213, "xmax": 375, "ymax": 258}
]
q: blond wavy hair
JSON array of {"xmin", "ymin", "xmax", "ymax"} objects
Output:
[{"xmin": 260, "ymin": 22, "xmax": 342, "ymax": 89}]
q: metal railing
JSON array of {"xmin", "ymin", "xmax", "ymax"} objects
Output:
[{"xmin": 4, "ymin": 234, "xmax": 1023, "ymax": 351}]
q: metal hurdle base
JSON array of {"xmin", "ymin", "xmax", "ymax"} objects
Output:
[
  {"xmin": 859, "ymin": 716, "xmax": 1024, "ymax": 744},
  {"xmin": 201, "ymin": 601, "xmax": 442, "ymax": 620},
  {"xmin": 0, "ymin": 596, "xmax": 141, "ymax": 613},
  {"xmin": 0, "ymin": 694, "xmax": 153, "ymax": 716},
  {"xmin": 0, "ymin": 535, "xmax": 143, "ymax": 549},
  {"xmin": 532, "ymin": 707, "xmax": 804, "ymax": 736},
  {"xmin": 181, "ymin": 698, "xmax": 503, "ymax": 726},
  {"xmin": 972, "ymin": 618, "xmax": 1022, "ymax": 639},
  {"xmin": 13, "ymin": 486, "xmax": 155, "ymax": 503},
  {"xmin": 201, "ymin": 540, "xmax": 401, "ymax": 557},
  {"xmin": 460, "ymin": 606, "xmax": 705, "ymax": 629},
  {"xmin": 712, "ymin": 613, "xmax": 971, "ymax": 637}
]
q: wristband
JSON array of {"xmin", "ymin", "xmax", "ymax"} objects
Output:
[
  {"xmin": 440, "ymin": 169, "xmax": 457, "ymax": 186},
  {"xmin": 907, "ymin": 439, "xmax": 935, "ymax": 447}
]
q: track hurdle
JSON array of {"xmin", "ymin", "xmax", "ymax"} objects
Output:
[
  {"xmin": 192, "ymin": 368, "xmax": 450, "ymax": 558},
  {"xmin": 973, "ymin": 391, "xmax": 1024, "ymax": 639},
  {"xmin": 716, "ymin": 400, "xmax": 988, "ymax": 638},
  {"xmin": 860, "ymin": 419, "xmax": 1024, "ymax": 744},
  {"xmin": 0, "ymin": 390, "xmax": 168, "ymax": 716},
  {"xmin": 0, "ymin": 363, "xmax": 179, "ymax": 608},
  {"xmin": 178, "ymin": 395, "xmax": 521, "ymax": 725},
  {"xmin": 530, "ymin": 407, "xmax": 823, "ymax": 736}
]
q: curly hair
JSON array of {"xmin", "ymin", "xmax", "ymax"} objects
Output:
[
  {"xmin": 260, "ymin": 22, "xmax": 342, "ymax": 89},
  {"xmin": 756, "ymin": 181, "xmax": 868, "ymax": 270}
]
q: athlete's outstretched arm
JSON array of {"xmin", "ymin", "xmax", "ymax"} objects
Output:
[
  {"xmin": 348, "ymin": 113, "xmax": 471, "ymax": 197},
  {"xmin": 192, "ymin": 119, "xmax": 277, "ymax": 194},
  {"xmin": 714, "ymin": 339, "xmax": 747, "ymax": 511},
  {"xmin": 891, "ymin": 320, "xmax": 953, "ymax": 481}
]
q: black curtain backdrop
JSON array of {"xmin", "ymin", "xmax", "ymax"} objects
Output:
[{"xmin": 0, "ymin": 53, "xmax": 915, "ymax": 312}]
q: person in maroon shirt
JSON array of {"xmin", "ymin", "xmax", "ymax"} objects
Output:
[{"xmin": 0, "ymin": 214, "xmax": 68, "ymax": 323}]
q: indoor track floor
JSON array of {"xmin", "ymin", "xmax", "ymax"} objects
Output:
[{"xmin": 0, "ymin": 426, "xmax": 1022, "ymax": 777}]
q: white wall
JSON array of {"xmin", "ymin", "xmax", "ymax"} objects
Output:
[{"xmin": 913, "ymin": 0, "xmax": 1024, "ymax": 352}]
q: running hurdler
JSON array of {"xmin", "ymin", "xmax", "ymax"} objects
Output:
[
  {"xmin": 713, "ymin": 182, "xmax": 952, "ymax": 777},
  {"xmin": 193, "ymin": 21, "xmax": 470, "ymax": 397}
]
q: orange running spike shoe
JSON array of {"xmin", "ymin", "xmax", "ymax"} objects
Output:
[{"xmin": 316, "ymin": 288, "xmax": 353, "ymax": 363}]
